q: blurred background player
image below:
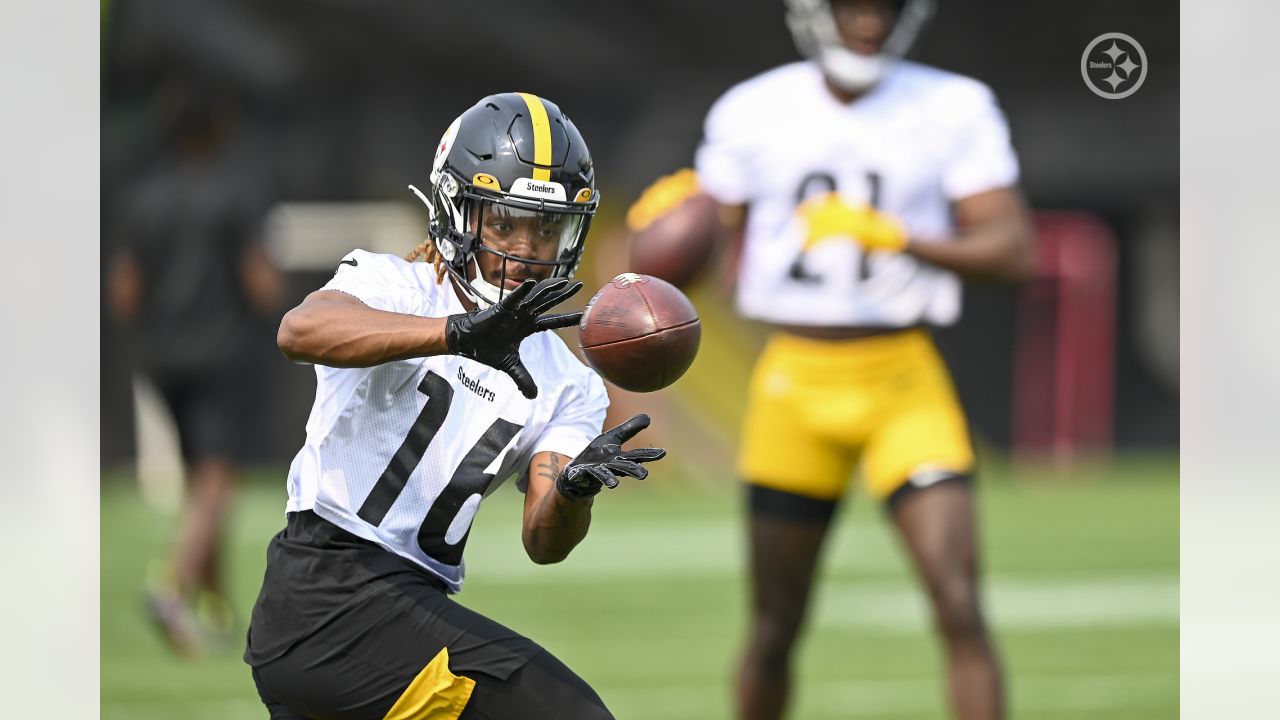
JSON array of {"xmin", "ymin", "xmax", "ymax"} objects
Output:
[
  {"xmin": 244, "ymin": 93, "xmax": 665, "ymax": 719},
  {"xmin": 106, "ymin": 74, "xmax": 283, "ymax": 656},
  {"xmin": 630, "ymin": 1, "xmax": 1034, "ymax": 718}
]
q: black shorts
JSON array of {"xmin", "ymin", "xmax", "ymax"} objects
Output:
[
  {"xmin": 245, "ymin": 511, "xmax": 613, "ymax": 720},
  {"xmin": 147, "ymin": 367, "xmax": 247, "ymax": 463}
]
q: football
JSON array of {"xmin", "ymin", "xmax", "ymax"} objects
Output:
[
  {"xmin": 578, "ymin": 273, "xmax": 701, "ymax": 392},
  {"xmin": 628, "ymin": 191, "xmax": 720, "ymax": 289}
]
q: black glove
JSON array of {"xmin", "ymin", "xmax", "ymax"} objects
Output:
[
  {"xmin": 445, "ymin": 277, "xmax": 583, "ymax": 399},
  {"xmin": 556, "ymin": 414, "xmax": 667, "ymax": 500}
]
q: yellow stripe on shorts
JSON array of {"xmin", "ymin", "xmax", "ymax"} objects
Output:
[
  {"xmin": 516, "ymin": 92, "xmax": 552, "ymax": 181},
  {"xmin": 383, "ymin": 647, "xmax": 475, "ymax": 720}
]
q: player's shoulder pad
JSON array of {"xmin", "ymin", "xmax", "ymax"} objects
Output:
[
  {"xmin": 891, "ymin": 61, "xmax": 1001, "ymax": 126},
  {"xmin": 327, "ymin": 249, "xmax": 447, "ymax": 313},
  {"xmin": 335, "ymin": 248, "xmax": 408, "ymax": 271},
  {"xmin": 331, "ymin": 249, "xmax": 423, "ymax": 285},
  {"xmin": 707, "ymin": 62, "xmax": 814, "ymax": 128}
]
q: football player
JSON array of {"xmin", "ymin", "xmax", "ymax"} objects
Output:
[
  {"xmin": 106, "ymin": 78, "xmax": 281, "ymax": 656},
  {"xmin": 630, "ymin": 2, "xmax": 1033, "ymax": 719},
  {"xmin": 245, "ymin": 93, "xmax": 665, "ymax": 720}
]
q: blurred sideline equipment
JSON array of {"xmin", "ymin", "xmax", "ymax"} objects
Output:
[
  {"xmin": 265, "ymin": 202, "xmax": 425, "ymax": 270},
  {"xmin": 1013, "ymin": 213, "xmax": 1117, "ymax": 463},
  {"xmin": 579, "ymin": 273, "xmax": 702, "ymax": 392},
  {"xmin": 626, "ymin": 168, "xmax": 720, "ymax": 288}
]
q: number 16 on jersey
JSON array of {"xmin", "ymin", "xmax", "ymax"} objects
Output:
[{"xmin": 356, "ymin": 370, "xmax": 523, "ymax": 566}]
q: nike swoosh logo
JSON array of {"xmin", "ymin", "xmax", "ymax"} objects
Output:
[{"xmin": 340, "ymin": 258, "xmax": 358, "ymax": 267}]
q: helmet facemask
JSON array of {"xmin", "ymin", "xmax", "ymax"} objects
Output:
[
  {"xmin": 423, "ymin": 176, "xmax": 595, "ymax": 307},
  {"xmin": 784, "ymin": 0, "xmax": 935, "ymax": 91}
]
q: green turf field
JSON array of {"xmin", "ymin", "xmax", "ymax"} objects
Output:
[{"xmin": 101, "ymin": 457, "xmax": 1177, "ymax": 719}]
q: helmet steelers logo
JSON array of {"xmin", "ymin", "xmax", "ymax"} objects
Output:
[
  {"xmin": 432, "ymin": 116, "xmax": 462, "ymax": 177},
  {"xmin": 1081, "ymin": 33, "xmax": 1147, "ymax": 99}
]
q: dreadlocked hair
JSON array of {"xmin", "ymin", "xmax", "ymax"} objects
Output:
[{"xmin": 405, "ymin": 236, "xmax": 448, "ymax": 283}]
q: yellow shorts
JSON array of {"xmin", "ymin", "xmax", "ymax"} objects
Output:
[{"xmin": 738, "ymin": 329, "xmax": 975, "ymax": 502}]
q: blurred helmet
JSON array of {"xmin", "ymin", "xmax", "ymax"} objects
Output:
[
  {"xmin": 784, "ymin": 0, "xmax": 935, "ymax": 91},
  {"xmin": 413, "ymin": 92, "xmax": 599, "ymax": 306}
]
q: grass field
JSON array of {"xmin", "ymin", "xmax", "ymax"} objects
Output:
[{"xmin": 101, "ymin": 457, "xmax": 1177, "ymax": 719}]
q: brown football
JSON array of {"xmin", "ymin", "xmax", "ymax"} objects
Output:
[
  {"xmin": 628, "ymin": 192, "xmax": 719, "ymax": 289},
  {"xmin": 578, "ymin": 273, "xmax": 701, "ymax": 392}
]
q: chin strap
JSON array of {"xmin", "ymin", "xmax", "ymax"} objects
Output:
[
  {"xmin": 411, "ymin": 182, "xmax": 496, "ymax": 306},
  {"xmin": 440, "ymin": 253, "xmax": 499, "ymax": 308}
]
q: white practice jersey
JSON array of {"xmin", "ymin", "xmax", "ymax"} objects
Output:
[
  {"xmin": 285, "ymin": 250, "xmax": 608, "ymax": 592},
  {"xmin": 695, "ymin": 60, "xmax": 1020, "ymax": 327}
]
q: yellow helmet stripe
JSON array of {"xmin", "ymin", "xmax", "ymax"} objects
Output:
[{"xmin": 516, "ymin": 92, "xmax": 552, "ymax": 181}]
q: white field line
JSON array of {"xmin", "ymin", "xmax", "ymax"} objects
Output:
[
  {"xmin": 101, "ymin": 698, "xmax": 266, "ymax": 720},
  {"xmin": 814, "ymin": 576, "xmax": 1179, "ymax": 631},
  {"xmin": 598, "ymin": 673, "xmax": 1176, "ymax": 719},
  {"xmin": 465, "ymin": 521, "xmax": 1177, "ymax": 630},
  {"xmin": 464, "ymin": 518, "xmax": 902, "ymax": 579},
  {"xmin": 809, "ymin": 672, "xmax": 1177, "ymax": 716}
]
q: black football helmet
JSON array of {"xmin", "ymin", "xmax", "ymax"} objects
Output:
[{"xmin": 410, "ymin": 92, "xmax": 599, "ymax": 306}]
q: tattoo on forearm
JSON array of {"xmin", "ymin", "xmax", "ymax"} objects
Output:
[
  {"xmin": 535, "ymin": 453, "xmax": 563, "ymax": 484},
  {"xmin": 534, "ymin": 453, "xmax": 588, "ymax": 537}
]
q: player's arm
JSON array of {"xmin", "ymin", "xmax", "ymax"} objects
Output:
[
  {"xmin": 712, "ymin": 202, "xmax": 747, "ymax": 292},
  {"xmin": 279, "ymin": 276, "xmax": 582, "ymax": 397},
  {"xmin": 904, "ymin": 187, "xmax": 1036, "ymax": 283},
  {"xmin": 522, "ymin": 451, "xmax": 592, "ymax": 565},
  {"xmin": 521, "ymin": 415, "xmax": 666, "ymax": 564},
  {"xmin": 277, "ymin": 289, "xmax": 448, "ymax": 367},
  {"xmin": 240, "ymin": 242, "xmax": 284, "ymax": 317},
  {"xmin": 106, "ymin": 248, "xmax": 143, "ymax": 325}
]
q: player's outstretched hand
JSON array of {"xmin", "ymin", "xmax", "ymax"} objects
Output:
[
  {"xmin": 446, "ymin": 277, "xmax": 583, "ymax": 399},
  {"xmin": 556, "ymin": 414, "xmax": 667, "ymax": 500}
]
